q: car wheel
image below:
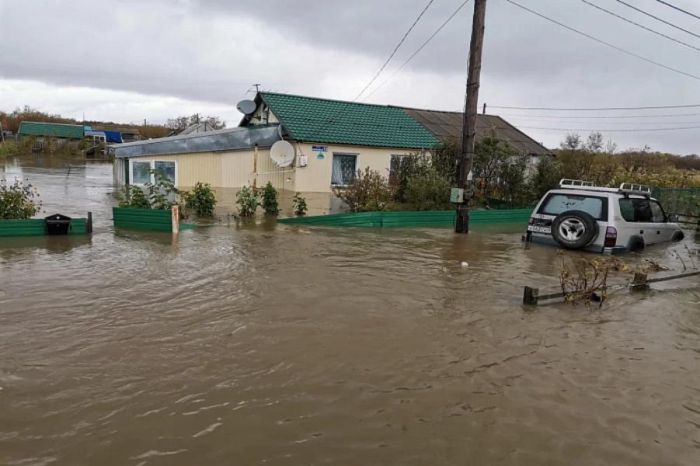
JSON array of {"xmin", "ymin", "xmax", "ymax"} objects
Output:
[
  {"xmin": 628, "ymin": 237, "xmax": 645, "ymax": 252},
  {"xmin": 551, "ymin": 210, "xmax": 599, "ymax": 250}
]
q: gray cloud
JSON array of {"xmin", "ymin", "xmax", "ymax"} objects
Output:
[{"xmin": 1, "ymin": 0, "xmax": 699, "ymax": 153}]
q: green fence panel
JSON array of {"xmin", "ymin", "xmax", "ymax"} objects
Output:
[
  {"xmin": 113, "ymin": 207, "xmax": 172, "ymax": 232},
  {"xmin": 652, "ymin": 188, "xmax": 700, "ymax": 217},
  {"xmin": 279, "ymin": 208, "xmax": 533, "ymax": 229},
  {"xmin": 0, "ymin": 218, "xmax": 90, "ymax": 237},
  {"xmin": 0, "ymin": 219, "xmax": 47, "ymax": 237}
]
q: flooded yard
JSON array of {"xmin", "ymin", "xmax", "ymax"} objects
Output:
[{"xmin": 1, "ymin": 155, "xmax": 699, "ymax": 465}]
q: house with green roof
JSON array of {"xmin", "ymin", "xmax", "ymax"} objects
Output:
[
  {"xmin": 18, "ymin": 121, "xmax": 85, "ymax": 140},
  {"xmin": 113, "ymin": 91, "xmax": 548, "ymax": 210},
  {"xmin": 114, "ymin": 91, "xmax": 441, "ymax": 199}
]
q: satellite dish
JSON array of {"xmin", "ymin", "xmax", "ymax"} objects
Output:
[
  {"xmin": 236, "ymin": 99, "xmax": 256, "ymax": 115},
  {"xmin": 270, "ymin": 140, "xmax": 295, "ymax": 168}
]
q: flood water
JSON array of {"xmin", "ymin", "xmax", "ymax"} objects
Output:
[{"xmin": 1, "ymin": 154, "xmax": 699, "ymax": 465}]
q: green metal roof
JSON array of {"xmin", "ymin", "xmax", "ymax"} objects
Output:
[
  {"xmin": 18, "ymin": 121, "xmax": 84, "ymax": 139},
  {"xmin": 258, "ymin": 92, "xmax": 440, "ymax": 149}
]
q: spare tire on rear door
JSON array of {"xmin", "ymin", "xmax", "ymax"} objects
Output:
[{"xmin": 551, "ymin": 210, "xmax": 599, "ymax": 250}]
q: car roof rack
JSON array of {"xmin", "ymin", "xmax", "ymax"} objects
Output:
[
  {"xmin": 559, "ymin": 179, "xmax": 595, "ymax": 188},
  {"xmin": 619, "ymin": 183, "xmax": 652, "ymax": 197}
]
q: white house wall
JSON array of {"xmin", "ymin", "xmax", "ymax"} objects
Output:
[{"xmin": 293, "ymin": 142, "xmax": 424, "ymax": 193}]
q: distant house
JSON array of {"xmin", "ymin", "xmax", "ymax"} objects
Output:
[
  {"xmin": 18, "ymin": 121, "xmax": 84, "ymax": 139},
  {"xmin": 112, "ymin": 92, "xmax": 550, "ymax": 194}
]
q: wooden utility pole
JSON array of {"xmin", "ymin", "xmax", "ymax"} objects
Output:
[{"xmin": 455, "ymin": 0, "xmax": 487, "ymax": 233}]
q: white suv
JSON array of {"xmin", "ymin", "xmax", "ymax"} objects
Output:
[{"xmin": 526, "ymin": 179, "xmax": 685, "ymax": 254}]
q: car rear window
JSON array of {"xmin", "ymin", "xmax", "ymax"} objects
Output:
[{"xmin": 539, "ymin": 194, "xmax": 607, "ymax": 220}]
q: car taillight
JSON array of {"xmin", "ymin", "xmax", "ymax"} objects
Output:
[{"xmin": 604, "ymin": 226, "xmax": 617, "ymax": 247}]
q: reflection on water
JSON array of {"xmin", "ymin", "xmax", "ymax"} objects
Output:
[{"xmin": 1, "ymin": 154, "xmax": 699, "ymax": 466}]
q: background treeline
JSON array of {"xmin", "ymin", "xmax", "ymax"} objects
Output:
[
  {"xmin": 0, "ymin": 106, "xmax": 226, "ymax": 139},
  {"xmin": 337, "ymin": 131, "xmax": 700, "ymax": 212}
]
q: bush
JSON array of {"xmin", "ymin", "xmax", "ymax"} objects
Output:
[
  {"xmin": 236, "ymin": 185, "xmax": 258, "ymax": 217},
  {"xmin": 0, "ymin": 178, "xmax": 42, "ymax": 219},
  {"xmin": 292, "ymin": 192, "xmax": 308, "ymax": 216},
  {"xmin": 183, "ymin": 182, "xmax": 217, "ymax": 217},
  {"xmin": 334, "ymin": 167, "xmax": 394, "ymax": 212},
  {"xmin": 118, "ymin": 185, "xmax": 150, "ymax": 209},
  {"xmin": 0, "ymin": 141, "xmax": 20, "ymax": 158},
  {"xmin": 404, "ymin": 168, "xmax": 452, "ymax": 211},
  {"xmin": 118, "ymin": 170, "xmax": 179, "ymax": 210},
  {"xmin": 261, "ymin": 182, "xmax": 279, "ymax": 216}
]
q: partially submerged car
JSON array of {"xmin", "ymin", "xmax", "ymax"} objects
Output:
[{"xmin": 526, "ymin": 179, "xmax": 684, "ymax": 253}]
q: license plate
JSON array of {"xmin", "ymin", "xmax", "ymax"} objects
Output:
[{"xmin": 528, "ymin": 225, "xmax": 551, "ymax": 234}]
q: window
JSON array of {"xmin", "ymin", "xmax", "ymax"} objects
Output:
[
  {"xmin": 154, "ymin": 161, "xmax": 176, "ymax": 183},
  {"xmin": 539, "ymin": 194, "xmax": 606, "ymax": 220},
  {"xmin": 331, "ymin": 154, "xmax": 357, "ymax": 186},
  {"xmin": 389, "ymin": 155, "xmax": 417, "ymax": 185},
  {"xmin": 132, "ymin": 161, "xmax": 152, "ymax": 185},
  {"xmin": 619, "ymin": 198, "xmax": 666, "ymax": 223},
  {"xmin": 130, "ymin": 160, "xmax": 177, "ymax": 185}
]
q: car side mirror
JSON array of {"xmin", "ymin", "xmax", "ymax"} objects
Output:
[{"xmin": 667, "ymin": 214, "xmax": 678, "ymax": 222}]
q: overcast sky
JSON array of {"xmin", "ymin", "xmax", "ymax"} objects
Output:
[{"xmin": 1, "ymin": 0, "xmax": 699, "ymax": 154}]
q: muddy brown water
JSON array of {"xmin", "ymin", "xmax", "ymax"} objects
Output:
[{"xmin": 1, "ymin": 154, "xmax": 699, "ymax": 465}]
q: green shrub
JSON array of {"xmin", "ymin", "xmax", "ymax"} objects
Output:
[
  {"xmin": 236, "ymin": 185, "xmax": 258, "ymax": 217},
  {"xmin": 0, "ymin": 178, "xmax": 42, "ymax": 219},
  {"xmin": 0, "ymin": 141, "xmax": 20, "ymax": 158},
  {"xmin": 261, "ymin": 182, "xmax": 279, "ymax": 216},
  {"xmin": 183, "ymin": 182, "xmax": 217, "ymax": 217},
  {"xmin": 118, "ymin": 185, "xmax": 150, "ymax": 209},
  {"xmin": 404, "ymin": 168, "xmax": 452, "ymax": 211},
  {"xmin": 333, "ymin": 167, "xmax": 394, "ymax": 212},
  {"xmin": 118, "ymin": 170, "xmax": 179, "ymax": 210},
  {"xmin": 292, "ymin": 192, "xmax": 308, "ymax": 216},
  {"xmin": 147, "ymin": 171, "xmax": 179, "ymax": 210}
]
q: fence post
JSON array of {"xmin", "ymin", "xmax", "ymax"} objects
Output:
[
  {"xmin": 87, "ymin": 211, "xmax": 93, "ymax": 234},
  {"xmin": 523, "ymin": 286, "xmax": 539, "ymax": 305},
  {"xmin": 630, "ymin": 272, "xmax": 649, "ymax": 291},
  {"xmin": 171, "ymin": 205, "xmax": 180, "ymax": 234}
]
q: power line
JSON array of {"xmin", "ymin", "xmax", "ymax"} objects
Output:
[
  {"xmin": 304, "ymin": 0, "xmax": 437, "ymax": 141},
  {"xmin": 515, "ymin": 124, "xmax": 700, "ymax": 132},
  {"xmin": 490, "ymin": 103, "xmax": 700, "ymax": 111},
  {"xmin": 365, "ymin": 0, "xmax": 472, "ymax": 99},
  {"xmin": 656, "ymin": 0, "xmax": 700, "ymax": 22},
  {"xmin": 581, "ymin": 0, "xmax": 700, "ymax": 53},
  {"xmin": 615, "ymin": 0, "xmax": 700, "ymax": 40},
  {"xmin": 498, "ymin": 111, "xmax": 700, "ymax": 119},
  {"xmin": 354, "ymin": 0, "xmax": 436, "ymax": 101},
  {"xmin": 505, "ymin": 0, "xmax": 700, "ymax": 81}
]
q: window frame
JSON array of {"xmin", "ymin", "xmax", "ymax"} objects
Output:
[
  {"xmin": 330, "ymin": 153, "xmax": 358, "ymax": 187},
  {"xmin": 129, "ymin": 159, "xmax": 178, "ymax": 186},
  {"xmin": 619, "ymin": 197, "xmax": 668, "ymax": 223},
  {"xmin": 537, "ymin": 193, "xmax": 609, "ymax": 221}
]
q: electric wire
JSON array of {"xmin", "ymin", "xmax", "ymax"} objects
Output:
[
  {"xmin": 581, "ymin": 0, "xmax": 700, "ymax": 53},
  {"xmin": 515, "ymin": 124, "xmax": 700, "ymax": 132},
  {"xmin": 656, "ymin": 0, "xmax": 700, "ymax": 22},
  {"xmin": 353, "ymin": 0, "xmax": 436, "ymax": 101},
  {"xmin": 505, "ymin": 0, "xmax": 700, "ymax": 81},
  {"xmin": 616, "ymin": 0, "xmax": 700, "ymax": 40},
  {"xmin": 365, "ymin": 0, "xmax": 472, "ymax": 99},
  {"xmin": 489, "ymin": 103, "xmax": 700, "ymax": 111}
]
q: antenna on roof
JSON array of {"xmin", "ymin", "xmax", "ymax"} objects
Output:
[{"xmin": 253, "ymin": 83, "xmax": 261, "ymax": 93}]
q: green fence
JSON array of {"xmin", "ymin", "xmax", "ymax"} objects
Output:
[
  {"xmin": 0, "ymin": 218, "xmax": 89, "ymax": 237},
  {"xmin": 279, "ymin": 208, "xmax": 533, "ymax": 228},
  {"xmin": 653, "ymin": 188, "xmax": 700, "ymax": 216},
  {"xmin": 113, "ymin": 207, "xmax": 173, "ymax": 232}
]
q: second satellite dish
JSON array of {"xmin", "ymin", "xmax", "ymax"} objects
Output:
[
  {"xmin": 236, "ymin": 99, "xmax": 256, "ymax": 115},
  {"xmin": 270, "ymin": 140, "xmax": 295, "ymax": 167}
]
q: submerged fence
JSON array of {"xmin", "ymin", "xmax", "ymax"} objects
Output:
[
  {"xmin": 653, "ymin": 188, "xmax": 700, "ymax": 217},
  {"xmin": 279, "ymin": 208, "xmax": 533, "ymax": 228}
]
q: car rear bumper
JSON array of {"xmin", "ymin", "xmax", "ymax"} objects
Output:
[{"xmin": 525, "ymin": 231, "xmax": 628, "ymax": 254}]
